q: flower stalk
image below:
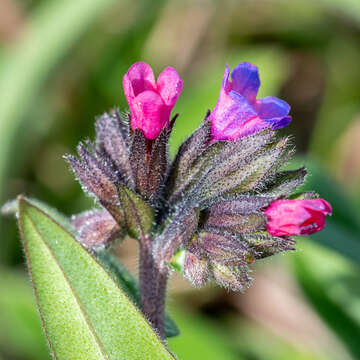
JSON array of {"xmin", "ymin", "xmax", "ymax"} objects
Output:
[{"xmin": 139, "ymin": 234, "xmax": 168, "ymax": 340}]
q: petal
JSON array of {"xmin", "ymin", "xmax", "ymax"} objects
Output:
[
  {"xmin": 123, "ymin": 62, "xmax": 156, "ymax": 100},
  {"xmin": 131, "ymin": 90, "xmax": 167, "ymax": 140},
  {"xmin": 271, "ymin": 115, "xmax": 292, "ymax": 130},
  {"xmin": 230, "ymin": 62, "xmax": 260, "ymax": 103},
  {"xmin": 157, "ymin": 66, "xmax": 183, "ymax": 107},
  {"xmin": 221, "ymin": 64, "xmax": 232, "ymax": 93},
  {"xmin": 303, "ymin": 199, "xmax": 332, "ymax": 215},
  {"xmin": 255, "ymin": 96, "xmax": 292, "ymax": 129},
  {"xmin": 210, "ymin": 91, "xmax": 267, "ymax": 141},
  {"xmin": 255, "ymin": 96, "xmax": 290, "ymax": 118}
]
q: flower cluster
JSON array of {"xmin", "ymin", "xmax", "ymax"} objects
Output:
[{"xmin": 66, "ymin": 61, "xmax": 331, "ymax": 294}]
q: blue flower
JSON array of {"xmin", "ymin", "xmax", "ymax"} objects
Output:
[{"xmin": 210, "ymin": 62, "xmax": 291, "ymax": 141}]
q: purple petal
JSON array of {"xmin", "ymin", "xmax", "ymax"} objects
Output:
[
  {"xmin": 255, "ymin": 96, "xmax": 290, "ymax": 118},
  {"xmin": 211, "ymin": 91, "xmax": 267, "ymax": 141},
  {"xmin": 255, "ymin": 96, "xmax": 291, "ymax": 130},
  {"xmin": 271, "ymin": 115, "xmax": 292, "ymax": 129},
  {"xmin": 230, "ymin": 62, "xmax": 260, "ymax": 103},
  {"xmin": 221, "ymin": 64, "xmax": 232, "ymax": 93}
]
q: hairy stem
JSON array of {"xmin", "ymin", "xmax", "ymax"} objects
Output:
[{"xmin": 139, "ymin": 235, "xmax": 168, "ymax": 340}]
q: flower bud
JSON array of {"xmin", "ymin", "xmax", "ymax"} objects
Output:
[
  {"xmin": 123, "ymin": 62, "xmax": 182, "ymax": 140},
  {"xmin": 210, "ymin": 62, "xmax": 291, "ymax": 141},
  {"xmin": 265, "ymin": 199, "xmax": 332, "ymax": 236}
]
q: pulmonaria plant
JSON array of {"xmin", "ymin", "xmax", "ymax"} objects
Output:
[{"xmin": 65, "ymin": 61, "xmax": 331, "ymax": 340}]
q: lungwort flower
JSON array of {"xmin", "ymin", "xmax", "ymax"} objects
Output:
[
  {"xmin": 265, "ymin": 199, "xmax": 332, "ymax": 236},
  {"xmin": 123, "ymin": 61, "xmax": 182, "ymax": 140},
  {"xmin": 64, "ymin": 60, "xmax": 331, "ymax": 337},
  {"xmin": 210, "ymin": 62, "xmax": 292, "ymax": 141}
]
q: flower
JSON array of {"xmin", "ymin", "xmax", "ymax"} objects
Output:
[
  {"xmin": 265, "ymin": 199, "xmax": 332, "ymax": 236},
  {"xmin": 123, "ymin": 61, "xmax": 182, "ymax": 140},
  {"xmin": 210, "ymin": 62, "xmax": 292, "ymax": 141},
  {"xmin": 66, "ymin": 60, "xmax": 332, "ymax": 299}
]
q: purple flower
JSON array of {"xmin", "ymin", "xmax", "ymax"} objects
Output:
[{"xmin": 210, "ymin": 62, "xmax": 292, "ymax": 141}]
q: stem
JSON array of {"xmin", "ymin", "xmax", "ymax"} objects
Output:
[{"xmin": 139, "ymin": 235, "xmax": 168, "ymax": 340}]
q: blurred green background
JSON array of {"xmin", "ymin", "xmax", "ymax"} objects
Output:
[{"xmin": 0, "ymin": 0, "xmax": 360, "ymax": 359}]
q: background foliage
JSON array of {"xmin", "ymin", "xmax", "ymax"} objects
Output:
[{"xmin": 0, "ymin": 0, "xmax": 359, "ymax": 359}]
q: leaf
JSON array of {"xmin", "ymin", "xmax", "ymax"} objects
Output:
[
  {"xmin": 18, "ymin": 196, "xmax": 174, "ymax": 359},
  {"xmin": 118, "ymin": 185, "xmax": 154, "ymax": 239},
  {"xmin": 95, "ymin": 250, "xmax": 180, "ymax": 338}
]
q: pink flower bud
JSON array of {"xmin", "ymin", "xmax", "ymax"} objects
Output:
[
  {"xmin": 265, "ymin": 199, "xmax": 332, "ymax": 236},
  {"xmin": 123, "ymin": 62, "xmax": 182, "ymax": 140},
  {"xmin": 210, "ymin": 63, "xmax": 291, "ymax": 141}
]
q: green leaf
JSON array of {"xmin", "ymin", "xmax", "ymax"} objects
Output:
[
  {"xmin": 95, "ymin": 250, "xmax": 180, "ymax": 338},
  {"xmin": 118, "ymin": 185, "xmax": 154, "ymax": 239},
  {"xmin": 18, "ymin": 196, "xmax": 174, "ymax": 359}
]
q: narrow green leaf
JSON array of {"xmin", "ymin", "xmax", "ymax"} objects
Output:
[
  {"xmin": 118, "ymin": 185, "xmax": 154, "ymax": 238},
  {"xmin": 18, "ymin": 196, "xmax": 174, "ymax": 360}
]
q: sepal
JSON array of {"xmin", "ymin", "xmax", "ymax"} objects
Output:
[
  {"xmin": 210, "ymin": 263, "xmax": 251, "ymax": 292},
  {"xmin": 166, "ymin": 129, "xmax": 276, "ymax": 207},
  {"xmin": 184, "ymin": 250, "xmax": 209, "ymax": 288},
  {"xmin": 95, "ymin": 110, "xmax": 134, "ymax": 188},
  {"xmin": 118, "ymin": 185, "xmax": 154, "ymax": 239},
  {"xmin": 65, "ymin": 143, "xmax": 124, "ymax": 224},
  {"xmin": 70, "ymin": 209, "xmax": 124, "ymax": 249},
  {"xmin": 261, "ymin": 167, "xmax": 307, "ymax": 198},
  {"xmin": 129, "ymin": 129, "xmax": 148, "ymax": 195}
]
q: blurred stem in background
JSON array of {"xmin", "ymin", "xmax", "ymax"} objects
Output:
[{"xmin": 0, "ymin": 0, "xmax": 119, "ymax": 207}]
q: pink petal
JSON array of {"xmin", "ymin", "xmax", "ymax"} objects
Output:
[
  {"xmin": 265, "ymin": 199, "xmax": 332, "ymax": 237},
  {"xmin": 131, "ymin": 90, "xmax": 167, "ymax": 140},
  {"xmin": 157, "ymin": 66, "xmax": 183, "ymax": 107},
  {"xmin": 303, "ymin": 199, "xmax": 332, "ymax": 214},
  {"xmin": 123, "ymin": 62, "xmax": 156, "ymax": 100}
]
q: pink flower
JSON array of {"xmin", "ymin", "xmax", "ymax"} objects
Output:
[
  {"xmin": 265, "ymin": 199, "xmax": 332, "ymax": 236},
  {"xmin": 123, "ymin": 62, "xmax": 182, "ymax": 140},
  {"xmin": 210, "ymin": 62, "xmax": 292, "ymax": 141}
]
